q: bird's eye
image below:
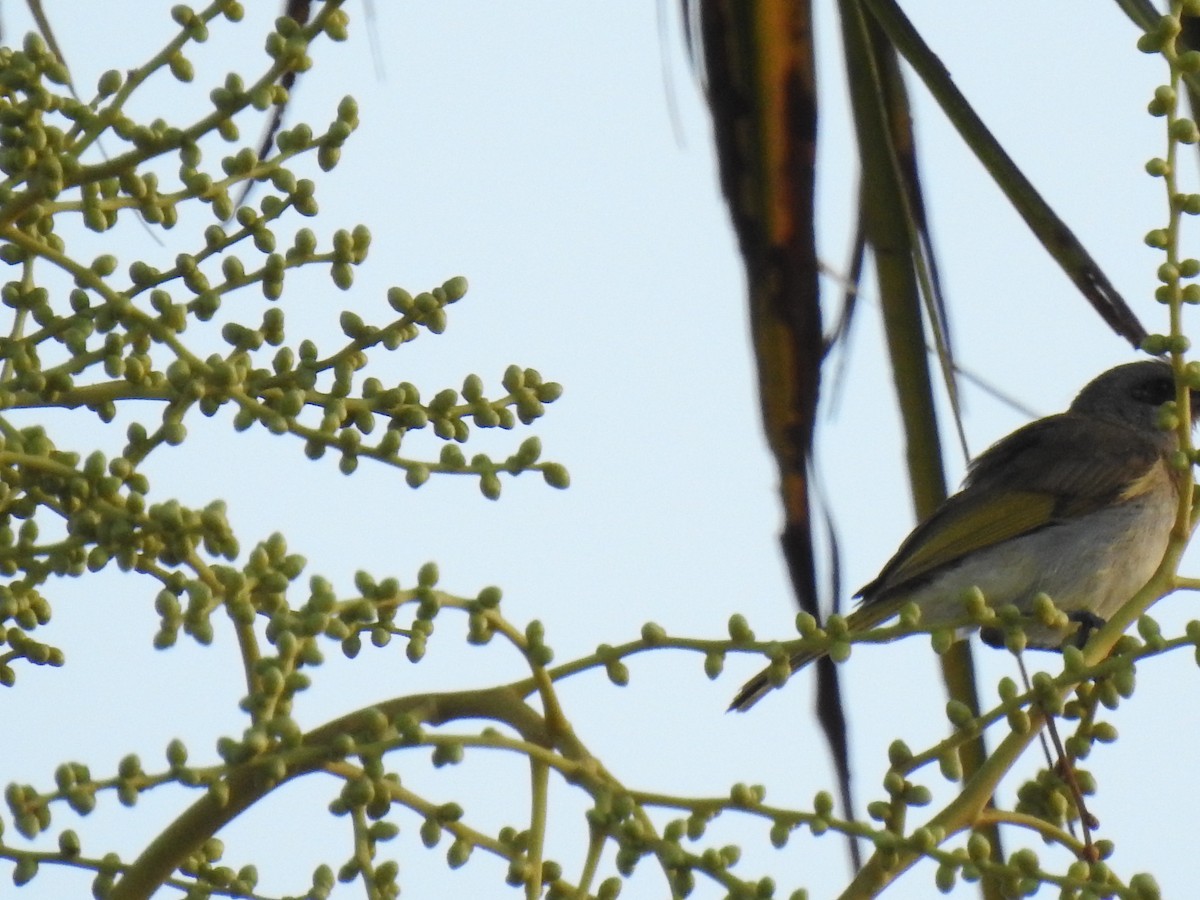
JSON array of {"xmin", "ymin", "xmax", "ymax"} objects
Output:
[{"xmin": 1131, "ymin": 376, "xmax": 1175, "ymax": 406}]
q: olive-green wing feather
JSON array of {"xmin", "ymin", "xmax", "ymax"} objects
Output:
[
  {"xmin": 965, "ymin": 413, "xmax": 1165, "ymax": 514},
  {"xmin": 858, "ymin": 413, "xmax": 1164, "ymax": 600}
]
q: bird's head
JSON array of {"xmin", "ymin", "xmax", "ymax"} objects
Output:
[{"xmin": 1069, "ymin": 359, "xmax": 1200, "ymax": 434}]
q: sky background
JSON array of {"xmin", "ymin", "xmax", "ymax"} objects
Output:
[{"xmin": 2, "ymin": 2, "xmax": 1197, "ymax": 898}]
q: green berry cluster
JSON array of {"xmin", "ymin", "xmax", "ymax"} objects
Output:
[{"xmin": 0, "ymin": 2, "xmax": 574, "ymax": 897}]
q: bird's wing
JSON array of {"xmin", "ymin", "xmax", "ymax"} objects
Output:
[
  {"xmin": 964, "ymin": 413, "xmax": 1166, "ymax": 513},
  {"xmin": 857, "ymin": 414, "xmax": 1165, "ymax": 599}
]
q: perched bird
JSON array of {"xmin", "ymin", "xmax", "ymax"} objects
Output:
[{"xmin": 731, "ymin": 359, "xmax": 1197, "ymax": 711}]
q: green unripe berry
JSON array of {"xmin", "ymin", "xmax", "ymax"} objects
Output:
[{"xmin": 1171, "ymin": 118, "xmax": 1199, "ymax": 144}]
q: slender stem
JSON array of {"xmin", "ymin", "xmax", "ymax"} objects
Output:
[
  {"xmin": 574, "ymin": 826, "xmax": 606, "ymax": 899},
  {"xmin": 973, "ymin": 810, "xmax": 1086, "ymax": 856},
  {"xmin": 525, "ymin": 758, "xmax": 549, "ymax": 899}
]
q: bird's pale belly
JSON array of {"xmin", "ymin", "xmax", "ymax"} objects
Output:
[{"xmin": 883, "ymin": 494, "xmax": 1176, "ymax": 648}]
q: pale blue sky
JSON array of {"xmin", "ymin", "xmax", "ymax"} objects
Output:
[{"xmin": 3, "ymin": 3, "xmax": 1195, "ymax": 898}]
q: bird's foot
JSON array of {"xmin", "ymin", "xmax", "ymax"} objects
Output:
[{"xmin": 1067, "ymin": 610, "xmax": 1106, "ymax": 648}]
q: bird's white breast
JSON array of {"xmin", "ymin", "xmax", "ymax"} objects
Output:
[{"xmin": 896, "ymin": 480, "xmax": 1177, "ymax": 647}]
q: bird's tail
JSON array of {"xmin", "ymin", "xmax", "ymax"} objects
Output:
[
  {"xmin": 727, "ymin": 602, "xmax": 894, "ymax": 712},
  {"xmin": 727, "ymin": 644, "xmax": 826, "ymax": 712}
]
